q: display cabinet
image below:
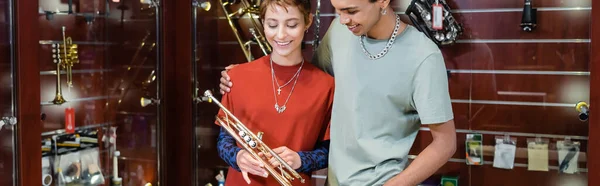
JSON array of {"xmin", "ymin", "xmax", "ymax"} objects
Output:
[
  {"xmin": 191, "ymin": 0, "xmax": 600, "ymax": 186},
  {"xmin": 35, "ymin": 0, "xmax": 162, "ymax": 185},
  {"xmin": 0, "ymin": 0, "xmax": 16, "ymax": 185}
]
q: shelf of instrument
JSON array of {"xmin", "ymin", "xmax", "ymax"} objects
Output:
[
  {"xmin": 420, "ymin": 127, "xmax": 589, "ymax": 141},
  {"xmin": 39, "ymin": 40, "xmax": 118, "ymax": 46},
  {"xmin": 40, "ymin": 95, "xmax": 119, "ymax": 106},
  {"xmin": 407, "ymin": 155, "xmax": 588, "ymax": 173},
  {"xmin": 41, "ymin": 121, "xmax": 114, "ymax": 137},
  {"xmin": 118, "ymin": 65, "xmax": 156, "ymax": 70},
  {"xmin": 37, "ymin": 9, "xmax": 110, "ymax": 19},
  {"xmin": 40, "ymin": 69, "xmax": 113, "ymax": 75},
  {"xmin": 119, "ymin": 19, "xmax": 156, "ymax": 23},
  {"xmin": 118, "ymin": 156, "xmax": 156, "ymax": 163}
]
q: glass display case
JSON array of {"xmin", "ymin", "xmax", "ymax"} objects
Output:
[
  {"xmin": 0, "ymin": 0, "xmax": 16, "ymax": 185},
  {"xmin": 37, "ymin": 0, "xmax": 161, "ymax": 185}
]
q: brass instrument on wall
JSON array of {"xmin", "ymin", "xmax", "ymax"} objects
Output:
[
  {"xmin": 198, "ymin": 90, "xmax": 305, "ymax": 186},
  {"xmin": 103, "ymin": 31, "xmax": 157, "ymax": 107},
  {"xmin": 51, "ymin": 26, "xmax": 79, "ymax": 105},
  {"xmin": 219, "ymin": 0, "xmax": 271, "ymax": 62},
  {"xmin": 405, "ymin": 0, "xmax": 463, "ymax": 46}
]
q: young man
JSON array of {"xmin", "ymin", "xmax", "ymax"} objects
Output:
[{"xmin": 220, "ymin": 0, "xmax": 457, "ymax": 185}]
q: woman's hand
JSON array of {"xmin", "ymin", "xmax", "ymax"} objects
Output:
[
  {"xmin": 265, "ymin": 146, "xmax": 302, "ymax": 170},
  {"xmin": 236, "ymin": 150, "xmax": 267, "ymax": 184}
]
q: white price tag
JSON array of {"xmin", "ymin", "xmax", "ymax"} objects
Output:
[{"xmin": 432, "ymin": 3, "xmax": 443, "ymax": 30}]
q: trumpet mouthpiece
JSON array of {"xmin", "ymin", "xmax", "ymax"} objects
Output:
[{"xmin": 204, "ymin": 90, "xmax": 213, "ymax": 97}]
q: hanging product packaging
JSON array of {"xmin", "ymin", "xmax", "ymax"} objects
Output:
[
  {"xmin": 42, "ymin": 138, "xmax": 53, "ymax": 186},
  {"xmin": 557, "ymin": 138, "xmax": 580, "ymax": 174},
  {"xmin": 527, "ymin": 137, "xmax": 549, "ymax": 171},
  {"xmin": 492, "ymin": 135, "xmax": 517, "ymax": 169},
  {"xmin": 465, "ymin": 133, "xmax": 483, "ymax": 165}
]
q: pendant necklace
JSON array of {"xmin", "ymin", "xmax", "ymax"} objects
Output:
[{"xmin": 270, "ymin": 57, "xmax": 304, "ymax": 113}]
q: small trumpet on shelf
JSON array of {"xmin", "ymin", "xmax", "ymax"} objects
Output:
[{"xmin": 51, "ymin": 26, "xmax": 79, "ymax": 105}]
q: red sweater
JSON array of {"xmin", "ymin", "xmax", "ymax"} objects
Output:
[{"xmin": 216, "ymin": 55, "xmax": 334, "ymax": 186}]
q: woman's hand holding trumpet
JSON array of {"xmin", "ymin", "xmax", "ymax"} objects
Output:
[{"xmin": 236, "ymin": 146, "xmax": 301, "ymax": 184}]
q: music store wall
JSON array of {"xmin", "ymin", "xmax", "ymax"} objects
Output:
[{"xmin": 192, "ymin": 0, "xmax": 593, "ymax": 186}]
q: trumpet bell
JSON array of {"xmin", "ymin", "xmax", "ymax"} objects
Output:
[
  {"xmin": 140, "ymin": 97, "xmax": 159, "ymax": 107},
  {"xmin": 200, "ymin": 1, "xmax": 211, "ymax": 11},
  {"xmin": 52, "ymin": 93, "xmax": 67, "ymax": 105}
]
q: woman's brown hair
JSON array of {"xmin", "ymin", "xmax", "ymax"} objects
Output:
[{"xmin": 259, "ymin": 0, "xmax": 311, "ymax": 24}]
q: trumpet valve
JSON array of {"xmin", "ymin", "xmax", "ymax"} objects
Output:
[
  {"xmin": 243, "ymin": 135, "xmax": 252, "ymax": 143},
  {"xmin": 248, "ymin": 141, "xmax": 257, "ymax": 148},
  {"xmin": 257, "ymin": 131, "xmax": 263, "ymax": 140},
  {"xmin": 238, "ymin": 131, "xmax": 247, "ymax": 137}
]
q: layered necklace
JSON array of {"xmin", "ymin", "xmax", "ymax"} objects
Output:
[
  {"xmin": 270, "ymin": 57, "xmax": 304, "ymax": 113},
  {"xmin": 359, "ymin": 14, "xmax": 401, "ymax": 60}
]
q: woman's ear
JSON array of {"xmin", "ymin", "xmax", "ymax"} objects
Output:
[{"xmin": 306, "ymin": 13, "xmax": 314, "ymax": 30}]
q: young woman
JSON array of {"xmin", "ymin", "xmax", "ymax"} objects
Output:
[{"xmin": 215, "ymin": 0, "xmax": 333, "ymax": 185}]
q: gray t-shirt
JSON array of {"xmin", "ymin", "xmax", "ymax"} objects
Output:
[{"xmin": 312, "ymin": 17, "xmax": 454, "ymax": 186}]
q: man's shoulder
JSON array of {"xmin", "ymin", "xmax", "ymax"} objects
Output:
[{"xmin": 396, "ymin": 25, "xmax": 443, "ymax": 63}]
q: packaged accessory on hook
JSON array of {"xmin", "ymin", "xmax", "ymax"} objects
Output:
[
  {"xmin": 42, "ymin": 138, "xmax": 53, "ymax": 186},
  {"xmin": 52, "ymin": 129, "xmax": 104, "ymax": 185},
  {"xmin": 80, "ymin": 148, "xmax": 105, "ymax": 185},
  {"xmin": 465, "ymin": 133, "xmax": 483, "ymax": 165},
  {"xmin": 527, "ymin": 137, "xmax": 549, "ymax": 172},
  {"xmin": 79, "ymin": 129, "xmax": 105, "ymax": 185},
  {"xmin": 405, "ymin": 0, "xmax": 463, "ymax": 46},
  {"xmin": 492, "ymin": 134, "xmax": 517, "ymax": 169},
  {"xmin": 557, "ymin": 138, "xmax": 580, "ymax": 174}
]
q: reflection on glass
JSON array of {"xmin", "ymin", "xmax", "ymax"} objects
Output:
[
  {"xmin": 38, "ymin": 0, "xmax": 160, "ymax": 185},
  {"xmin": 0, "ymin": 0, "xmax": 15, "ymax": 184}
]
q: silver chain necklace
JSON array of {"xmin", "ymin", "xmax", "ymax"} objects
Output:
[
  {"xmin": 270, "ymin": 57, "xmax": 304, "ymax": 113},
  {"xmin": 359, "ymin": 14, "xmax": 401, "ymax": 60},
  {"xmin": 273, "ymin": 60, "xmax": 303, "ymax": 95}
]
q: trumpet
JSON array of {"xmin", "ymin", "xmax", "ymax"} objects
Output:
[
  {"xmin": 198, "ymin": 90, "xmax": 305, "ymax": 186},
  {"xmin": 219, "ymin": 0, "xmax": 271, "ymax": 62},
  {"xmin": 51, "ymin": 26, "xmax": 79, "ymax": 105}
]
